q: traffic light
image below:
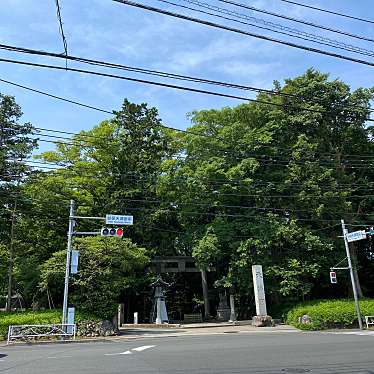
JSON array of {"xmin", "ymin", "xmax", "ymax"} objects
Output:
[
  {"xmin": 101, "ymin": 227, "xmax": 124, "ymax": 237},
  {"xmin": 330, "ymin": 271, "xmax": 337, "ymax": 284}
]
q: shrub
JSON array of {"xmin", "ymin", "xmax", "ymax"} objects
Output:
[
  {"xmin": 286, "ymin": 299, "xmax": 374, "ymax": 330},
  {"xmin": 0, "ymin": 309, "xmax": 99, "ymax": 339}
]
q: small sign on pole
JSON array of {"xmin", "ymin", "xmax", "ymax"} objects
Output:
[
  {"xmin": 70, "ymin": 250, "xmax": 80, "ymax": 274},
  {"xmin": 67, "ymin": 307, "xmax": 75, "ymax": 334},
  {"xmin": 106, "ymin": 214, "xmax": 133, "ymax": 225},
  {"xmin": 346, "ymin": 230, "xmax": 367, "ymax": 243},
  {"xmin": 330, "ymin": 271, "xmax": 337, "ymax": 284}
]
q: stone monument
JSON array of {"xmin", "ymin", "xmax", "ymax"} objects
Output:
[
  {"xmin": 216, "ymin": 290, "xmax": 231, "ymax": 321},
  {"xmin": 252, "ymin": 265, "xmax": 272, "ymax": 327}
]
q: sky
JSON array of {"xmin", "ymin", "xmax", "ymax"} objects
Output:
[{"xmin": 0, "ymin": 0, "xmax": 373, "ymax": 154}]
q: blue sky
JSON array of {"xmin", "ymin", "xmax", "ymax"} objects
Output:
[{"xmin": 0, "ymin": 0, "xmax": 373, "ymax": 153}]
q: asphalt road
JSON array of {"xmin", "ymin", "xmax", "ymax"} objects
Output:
[{"xmin": 1, "ymin": 330, "xmax": 374, "ymax": 374}]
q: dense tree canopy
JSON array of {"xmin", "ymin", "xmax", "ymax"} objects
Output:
[{"xmin": 1, "ymin": 70, "xmax": 373, "ymax": 319}]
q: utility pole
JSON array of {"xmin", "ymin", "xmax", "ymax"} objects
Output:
[
  {"xmin": 6, "ymin": 201, "xmax": 17, "ymax": 312},
  {"xmin": 341, "ymin": 219, "xmax": 363, "ymax": 330},
  {"xmin": 62, "ymin": 200, "xmax": 75, "ymax": 325}
]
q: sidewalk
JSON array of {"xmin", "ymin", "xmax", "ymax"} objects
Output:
[{"xmin": 1, "ymin": 322, "xmax": 297, "ymax": 347}]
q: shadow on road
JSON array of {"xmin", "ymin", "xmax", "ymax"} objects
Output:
[{"xmin": 119, "ymin": 328, "xmax": 186, "ymax": 336}]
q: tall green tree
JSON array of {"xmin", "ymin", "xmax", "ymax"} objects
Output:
[{"xmin": 0, "ymin": 93, "xmax": 37, "ymax": 310}]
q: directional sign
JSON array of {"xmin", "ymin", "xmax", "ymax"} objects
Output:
[
  {"xmin": 346, "ymin": 230, "xmax": 367, "ymax": 243},
  {"xmin": 106, "ymin": 214, "xmax": 133, "ymax": 225}
]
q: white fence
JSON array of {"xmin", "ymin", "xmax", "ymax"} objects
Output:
[
  {"xmin": 365, "ymin": 316, "xmax": 374, "ymax": 329},
  {"xmin": 7, "ymin": 324, "xmax": 76, "ymax": 344}
]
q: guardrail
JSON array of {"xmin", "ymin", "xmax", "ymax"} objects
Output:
[
  {"xmin": 365, "ymin": 316, "xmax": 374, "ymax": 329},
  {"xmin": 7, "ymin": 324, "xmax": 76, "ymax": 344}
]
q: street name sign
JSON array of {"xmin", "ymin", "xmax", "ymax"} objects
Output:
[
  {"xmin": 346, "ymin": 230, "xmax": 366, "ymax": 243},
  {"xmin": 106, "ymin": 214, "xmax": 133, "ymax": 225}
]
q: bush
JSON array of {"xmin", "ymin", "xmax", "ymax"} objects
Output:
[
  {"xmin": 286, "ymin": 299, "xmax": 374, "ymax": 330},
  {"xmin": 0, "ymin": 309, "xmax": 99, "ymax": 339}
]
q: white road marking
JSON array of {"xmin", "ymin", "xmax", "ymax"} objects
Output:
[
  {"xmin": 105, "ymin": 350, "xmax": 132, "ymax": 356},
  {"xmin": 323, "ymin": 331, "xmax": 374, "ymax": 336},
  {"xmin": 132, "ymin": 345, "xmax": 156, "ymax": 352},
  {"xmin": 47, "ymin": 355, "xmax": 73, "ymax": 359}
]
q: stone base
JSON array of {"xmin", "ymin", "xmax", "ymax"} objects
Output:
[
  {"xmin": 217, "ymin": 307, "xmax": 231, "ymax": 321},
  {"xmin": 252, "ymin": 315, "xmax": 273, "ymax": 327}
]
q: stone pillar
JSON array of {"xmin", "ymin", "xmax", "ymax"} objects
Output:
[
  {"xmin": 252, "ymin": 265, "xmax": 272, "ymax": 327},
  {"xmin": 201, "ymin": 269, "xmax": 210, "ymax": 319},
  {"xmin": 229, "ymin": 294, "xmax": 236, "ymax": 322},
  {"xmin": 155, "ymin": 286, "xmax": 162, "ymax": 325},
  {"xmin": 118, "ymin": 303, "xmax": 124, "ymax": 327}
]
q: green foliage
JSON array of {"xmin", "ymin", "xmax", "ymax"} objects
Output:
[
  {"xmin": 286, "ymin": 299, "xmax": 374, "ymax": 330},
  {"xmin": 192, "ymin": 227, "xmax": 220, "ymax": 269},
  {"xmin": 39, "ymin": 237, "xmax": 149, "ymax": 319},
  {"xmin": 2, "ymin": 71, "xmax": 374, "ymax": 316},
  {"xmin": 0, "ymin": 309, "xmax": 99, "ymax": 339}
]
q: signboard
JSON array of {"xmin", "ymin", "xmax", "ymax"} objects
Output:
[
  {"xmin": 70, "ymin": 250, "xmax": 79, "ymax": 274},
  {"xmin": 346, "ymin": 230, "xmax": 367, "ymax": 243},
  {"xmin": 106, "ymin": 214, "xmax": 133, "ymax": 225},
  {"xmin": 67, "ymin": 307, "xmax": 75, "ymax": 334},
  {"xmin": 252, "ymin": 265, "xmax": 267, "ymax": 316}
]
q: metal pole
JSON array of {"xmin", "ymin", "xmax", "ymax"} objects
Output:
[
  {"xmin": 62, "ymin": 200, "xmax": 75, "ymax": 325},
  {"xmin": 341, "ymin": 219, "xmax": 363, "ymax": 330}
]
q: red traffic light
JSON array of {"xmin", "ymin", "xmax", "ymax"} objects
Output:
[
  {"xmin": 330, "ymin": 271, "xmax": 337, "ymax": 284},
  {"xmin": 101, "ymin": 227, "xmax": 124, "ymax": 237}
]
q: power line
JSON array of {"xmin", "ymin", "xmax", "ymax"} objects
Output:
[
  {"xmin": 216, "ymin": 0, "xmax": 374, "ymax": 43},
  {"xmin": 170, "ymin": 0, "xmax": 374, "ymax": 57},
  {"xmin": 8, "ymin": 159, "xmax": 374, "ymax": 189},
  {"xmin": 13, "ymin": 133, "xmax": 374, "ymax": 169},
  {"xmin": 0, "ymin": 78, "xmax": 113, "ymax": 115},
  {"xmin": 3, "ymin": 55, "xmax": 373, "ymax": 125},
  {"xmin": 112, "ymin": 0, "xmax": 374, "ymax": 67},
  {"xmin": 53, "ymin": 0, "xmax": 68, "ymax": 60},
  {"xmin": 277, "ymin": 0, "xmax": 374, "ymax": 25},
  {"xmin": 0, "ymin": 52, "xmax": 372, "ymax": 116}
]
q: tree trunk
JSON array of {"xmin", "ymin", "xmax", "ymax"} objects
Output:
[
  {"xmin": 201, "ymin": 269, "xmax": 210, "ymax": 319},
  {"xmin": 6, "ymin": 204, "xmax": 16, "ymax": 312}
]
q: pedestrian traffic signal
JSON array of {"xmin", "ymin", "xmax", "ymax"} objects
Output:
[
  {"xmin": 330, "ymin": 271, "xmax": 337, "ymax": 284},
  {"xmin": 101, "ymin": 227, "xmax": 124, "ymax": 237}
]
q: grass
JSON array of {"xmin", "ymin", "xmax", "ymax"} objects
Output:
[
  {"xmin": 285, "ymin": 299, "xmax": 374, "ymax": 330},
  {"xmin": 0, "ymin": 309, "xmax": 99, "ymax": 339}
]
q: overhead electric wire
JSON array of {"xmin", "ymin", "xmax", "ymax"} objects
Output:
[
  {"xmin": 8, "ymin": 159, "xmax": 374, "ymax": 188},
  {"xmin": 215, "ymin": 0, "xmax": 374, "ymax": 43},
  {"xmin": 12, "ymin": 133, "xmax": 374, "ymax": 169},
  {"xmin": 3, "ymin": 56, "xmax": 374, "ymax": 125},
  {"xmin": 54, "ymin": 0, "xmax": 68, "ymax": 60},
  {"xmin": 0, "ymin": 78, "xmax": 113, "ymax": 115},
  {"xmin": 112, "ymin": 0, "xmax": 374, "ymax": 67},
  {"xmin": 1, "ymin": 58, "xmax": 372, "ymax": 116},
  {"xmin": 165, "ymin": 0, "xmax": 374, "ymax": 57},
  {"xmin": 277, "ymin": 0, "xmax": 374, "ymax": 25},
  {"xmin": 1, "ymin": 44, "xmax": 373, "ymax": 120}
]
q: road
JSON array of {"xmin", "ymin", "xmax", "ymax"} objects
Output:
[{"xmin": 1, "ymin": 329, "xmax": 374, "ymax": 373}]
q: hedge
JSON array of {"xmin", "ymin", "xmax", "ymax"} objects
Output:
[
  {"xmin": 286, "ymin": 299, "xmax": 374, "ymax": 330},
  {"xmin": 0, "ymin": 309, "xmax": 99, "ymax": 339}
]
